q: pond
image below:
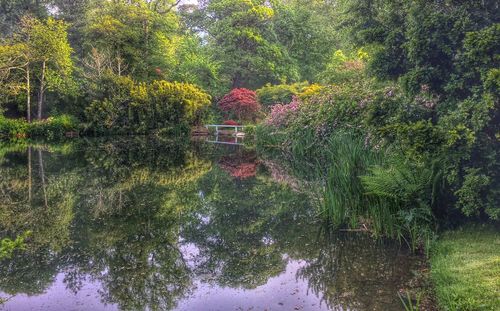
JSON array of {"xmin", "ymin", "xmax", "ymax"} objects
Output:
[{"xmin": 0, "ymin": 137, "xmax": 421, "ymax": 311}]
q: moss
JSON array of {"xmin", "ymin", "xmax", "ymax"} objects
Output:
[{"xmin": 430, "ymin": 224, "xmax": 500, "ymax": 311}]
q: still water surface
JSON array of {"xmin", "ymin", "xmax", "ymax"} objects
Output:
[{"xmin": 0, "ymin": 137, "xmax": 419, "ymax": 311}]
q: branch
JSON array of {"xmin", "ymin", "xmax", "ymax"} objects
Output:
[{"xmin": 153, "ymin": 0, "xmax": 182, "ymax": 14}]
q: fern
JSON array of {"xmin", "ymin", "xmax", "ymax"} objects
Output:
[{"xmin": 361, "ymin": 157, "xmax": 433, "ymax": 204}]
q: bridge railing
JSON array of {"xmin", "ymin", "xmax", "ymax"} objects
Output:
[{"xmin": 205, "ymin": 124, "xmax": 247, "ymax": 135}]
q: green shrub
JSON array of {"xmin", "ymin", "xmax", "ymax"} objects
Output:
[
  {"xmin": 256, "ymin": 82, "xmax": 309, "ymax": 107},
  {"xmin": 0, "ymin": 115, "xmax": 78, "ymax": 140},
  {"xmin": 28, "ymin": 115, "xmax": 79, "ymax": 140},
  {"xmin": 0, "ymin": 117, "xmax": 29, "ymax": 139},
  {"xmin": 244, "ymin": 124, "xmax": 255, "ymax": 137},
  {"xmin": 84, "ymin": 74, "xmax": 212, "ymax": 135},
  {"xmin": 361, "ymin": 156, "xmax": 437, "ymax": 251},
  {"xmin": 135, "ymin": 80, "xmax": 212, "ymax": 127},
  {"xmin": 0, "ymin": 231, "xmax": 31, "ymax": 259}
]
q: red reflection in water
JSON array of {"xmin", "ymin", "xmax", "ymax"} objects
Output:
[{"xmin": 219, "ymin": 152, "xmax": 259, "ymax": 179}]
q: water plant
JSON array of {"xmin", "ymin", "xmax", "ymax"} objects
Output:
[{"xmin": 398, "ymin": 291, "xmax": 421, "ymax": 311}]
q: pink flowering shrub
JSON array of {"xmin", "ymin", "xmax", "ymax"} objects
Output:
[{"xmin": 265, "ymin": 96, "xmax": 301, "ymax": 128}]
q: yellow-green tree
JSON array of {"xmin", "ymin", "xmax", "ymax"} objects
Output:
[
  {"xmin": 0, "ymin": 42, "xmax": 31, "ymax": 120},
  {"xmin": 0, "ymin": 16, "xmax": 73, "ymax": 120},
  {"xmin": 25, "ymin": 17, "xmax": 73, "ymax": 120}
]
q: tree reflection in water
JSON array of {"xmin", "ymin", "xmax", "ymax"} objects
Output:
[
  {"xmin": 0, "ymin": 137, "xmax": 199, "ymax": 310},
  {"xmin": 0, "ymin": 138, "xmax": 421, "ymax": 311},
  {"xmin": 297, "ymin": 230, "xmax": 420, "ymax": 310}
]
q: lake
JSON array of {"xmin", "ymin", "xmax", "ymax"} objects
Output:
[{"xmin": 0, "ymin": 137, "xmax": 421, "ymax": 311}]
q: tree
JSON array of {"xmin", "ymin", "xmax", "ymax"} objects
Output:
[
  {"xmin": 0, "ymin": 16, "xmax": 73, "ymax": 121},
  {"xmin": 23, "ymin": 17, "xmax": 73, "ymax": 119},
  {"xmin": 0, "ymin": 42, "xmax": 31, "ymax": 120},
  {"xmin": 271, "ymin": 0, "xmax": 338, "ymax": 82},
  {"xmin": 83, "ymin": 0, "xmax": 180, "ymax": 80},
  {"xmin": 218, "ymin": 88, "xmax": 261, "ymax": 122},
  {"xmin": 199, "ymin": 0, "xmax": 297, "ymax": 89},
  {"xmin": 0, "ymin": 0, "xmax": 49, "ymax": 36}
]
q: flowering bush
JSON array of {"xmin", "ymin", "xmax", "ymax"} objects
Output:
[
  {"xmin": 218, "ymin": 88, "xmax": 262, "ymax": 122},
  {"xmin": 223, "ymin": 120, "xmax": 239, "ymax": 126},
  {"xmin": 298, "ymin": 84, "xmax": 324, "ymax": 100},
  {"xmin": 265, "ymin": 96, "xmax": 301, "ymax": 128}
]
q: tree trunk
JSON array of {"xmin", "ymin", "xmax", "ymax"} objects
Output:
[
  {"xmin": 38, "ymin": 149, "xmax": 48, "ymax": 207},
  {"xmin": 26, "ymin": 66, "xmax": 31, "ymax": 123},
  {"xmin": 232, "ymin": 72, "xmax": 242, "ymax": 89},
  {"xmin": 37, "ymin": 61, "xmax": 46, "ymax": 120},
  {"xmin": 28, "ymin": 146, "xmax": 32, "ymax": 203}
]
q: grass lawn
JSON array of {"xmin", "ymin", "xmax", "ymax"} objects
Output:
[{"xmin": 430, "ymin": 224, "xmax": 500, "ymax": 311}]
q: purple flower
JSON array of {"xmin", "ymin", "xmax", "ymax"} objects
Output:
[{"xmin": 265, "ymin": 96, "xmax": 302, "ymax": 128}]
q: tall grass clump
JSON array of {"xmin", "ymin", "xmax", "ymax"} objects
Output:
[
  {"xmin": 283, "ymin": 130, "xmax": 437, "ymax": 252},
  {"xmin": 255, "ymin": 124, "xmax": 287, "ymax": 151},
  {"xmin": 318, "ymin": 131, "xmax": 383, "ymax": 229}
]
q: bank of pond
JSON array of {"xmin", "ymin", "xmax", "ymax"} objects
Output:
[{"xmin": 0, "ymin": 136, "xmax": 498, "ymax": 310}]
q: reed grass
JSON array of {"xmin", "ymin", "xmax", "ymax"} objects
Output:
[
  {"xmin": 398, "ymin": 292, "xmax": 422, "ymax": 311},
  {"xmin": 272, "ymin": 129, "xmax": 435, "ymax": 252}
]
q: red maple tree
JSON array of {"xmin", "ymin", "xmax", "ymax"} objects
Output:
[
  {"xmin": 223, "ymin": 120, "xmax": 240, "ymax": 126},
  {"xmin": 218, "ymin": 88, "xmax": 262, "ymax": 122}
]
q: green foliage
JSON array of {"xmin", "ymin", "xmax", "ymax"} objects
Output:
[
  {"xmin": 0, "ymin": 116, "xmax": 29, "ymax": 139},
  {"xmin": 317, "ymin": 131, "xmax": 382, "ymax": 228},
  {"xmin": 277, "ymin": 78, "xmax": 379, "ymax": 147},
  {"xmin": 318, "ymin": 49, "xmax": 370, "ymax": 85},
  {"xmin": 0, "ymin": 231, "xmax": 31, "ymax": 259},
  {"xmin": 455, "ymin": 168, "xmax": 497, "ymax": 220},
  {"xmin": 0, "ymin": 115, "xmax": 78, "ymax": 140},
  {"xmin": 256, "ymin": 82, "xmax": 309, "ymax": 107},
  {"xmin": 0, "ymin": 16, "xmax": 74, "ymax": 120},
  {"xmin": 133, "ymin": 80, "xmax": 212, "ymax": 126},
  {"xmin": 0, "ymin": 0, "xmax": 49, "ymax": 36},
  {"xmin": 28, "ymin": 115, "xmax": 79, "ymax": 140},
  {"xmin": 25, "ymin": 17, "xmax": 73, "ymax": 77},
  {"xmin": 361, "ymin": 157, "xmax": 436, "ymax": 251},
  {"xmin": 83, "ymin": 0, "xmax": 179, "ymax": 80},
  {"xmin": 201, "ymin": 0, "xmax": 298, "ymax": 89},
  {"xmin": 271, "ymin": 0, "xmax": 338, "ymax": 81},
  {"xmin": 165, "ymin": 35, "xmax": 221, "ymax": 95},
  {"xmin": 365, "ymin": 13, "xmax": 499, "ymax": 222},
  {"xmin": 84, "ymin": 74, "xmax": 211, "ymax": 134}
]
